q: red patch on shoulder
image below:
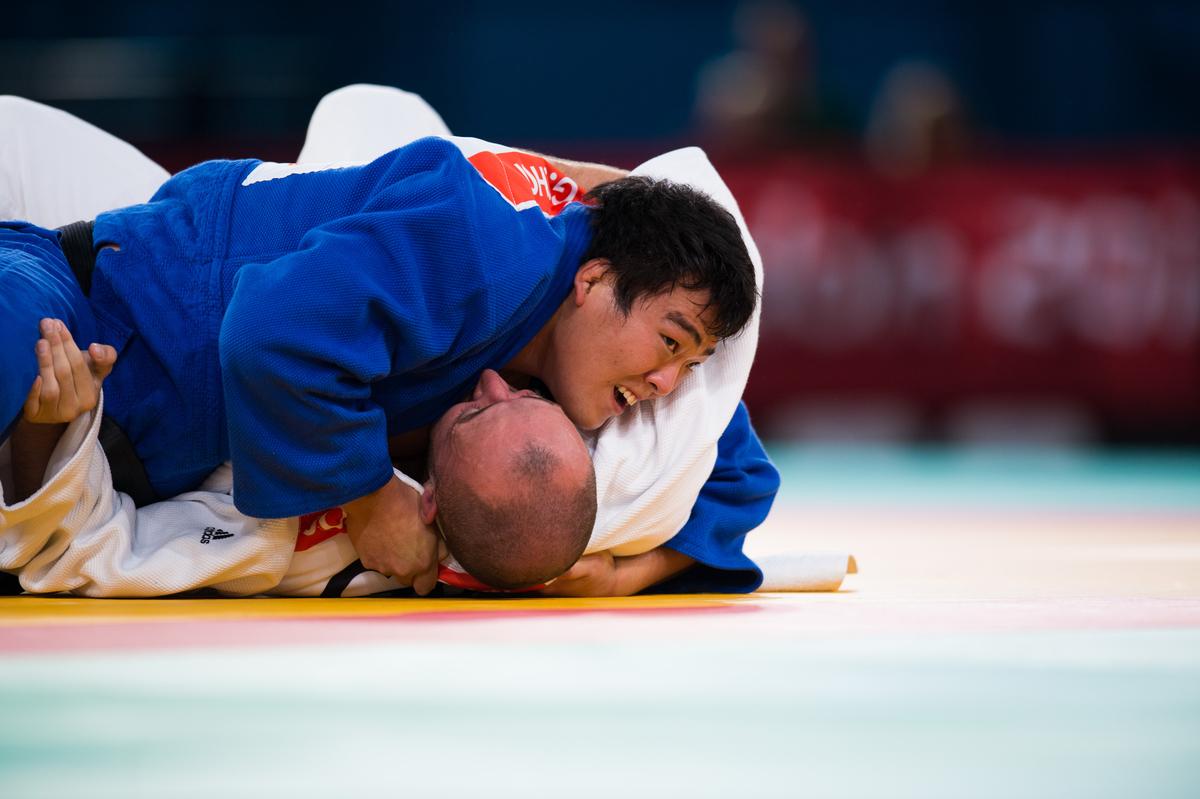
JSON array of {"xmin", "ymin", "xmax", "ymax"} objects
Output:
[{"xmin": 468, "ymin": 151, "xmax": 583, "ymax": 216}]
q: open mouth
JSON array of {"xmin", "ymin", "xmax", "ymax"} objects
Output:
[{"xmin": 614, "ymin": 385, "xmax": 637, "ymax": 410}]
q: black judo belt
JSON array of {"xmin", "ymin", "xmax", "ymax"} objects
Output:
[
  {"xmin": 56, "ymin": 220, "xmax": 97, "ymax": 295},
  {"xmin": 56, "ymin": 221, "xmax": 160, "ymax": 508}
]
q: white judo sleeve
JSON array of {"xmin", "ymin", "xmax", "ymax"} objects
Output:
[
  {"xmin": 298, "ymin": 84, "xmax": 452, "ymax": 163},
  {"xmin": 0, "ymin": 96, "xmax": 169, "ymax": 226},
  {"xmin": 0, "ymin": 396, "xmax": 294, "ymax": 597}
]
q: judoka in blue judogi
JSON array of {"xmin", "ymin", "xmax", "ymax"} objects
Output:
[{"xmin": 0, "ymin": 136, "xmax": 776, "ymax": 594}]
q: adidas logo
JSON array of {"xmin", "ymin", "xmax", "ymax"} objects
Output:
[{"xmin": 200, "ymin": 526, "xmax": 234, "ymax": 545}]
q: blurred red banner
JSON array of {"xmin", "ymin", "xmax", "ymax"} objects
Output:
[{"xmin": 720, "ymin": 154, "xmax": 1200, "ymax": 443}]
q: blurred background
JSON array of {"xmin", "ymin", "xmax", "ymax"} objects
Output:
[{"xmin": 3, "ymin": 0, "xmax": 1197, "ymax": 449}]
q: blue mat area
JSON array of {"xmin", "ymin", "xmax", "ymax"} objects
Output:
[{"xmin": 769, "ymin": 445, "xmax": 1200, "ymax": 509}]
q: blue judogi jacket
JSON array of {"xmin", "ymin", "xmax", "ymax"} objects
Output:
[
  {"xmin": 91, "ymin": 137, "xmax": 587, "ymax": 518},
  {"xmin": 2, "ymin": 136, "xmax": 778, "ymax": 592}
]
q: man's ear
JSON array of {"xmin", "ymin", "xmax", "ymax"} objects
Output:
[
  {"xmin": 572, "ymin": 258, "xmax": 610, "ymax": 307},
  {"xmin": 418, "ymin": 478, "xmax": 438, "ymax": 525}
]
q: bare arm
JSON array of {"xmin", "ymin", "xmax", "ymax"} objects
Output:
[{"xmin": 535, "ymin": 154, "xmax": 630, "ymax": 193}]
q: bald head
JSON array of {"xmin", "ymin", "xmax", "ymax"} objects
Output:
[{"xmin": 422, "ymin": 370, "xmax": 596, "ymax": 589}]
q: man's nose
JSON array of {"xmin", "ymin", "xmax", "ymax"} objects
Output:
[
  {"xmin": 646, "ymin": 362, "xmax": 685, "ymax": 397},
  {"xmin": 472, "ymin": 369, "xmax": 512, "ymax": 402}
]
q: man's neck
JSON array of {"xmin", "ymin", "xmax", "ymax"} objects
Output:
[{"xmin": 504, "ymin": 301, "xmax": 561, "ymax": 380}]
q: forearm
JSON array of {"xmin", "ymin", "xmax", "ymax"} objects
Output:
[
  {"xmin": 539, "ymin": 155, "xmax": 630, "ymax": 192},
  {"xmin": 614, "ymin": 546, "xmax": 695, "ymax": 595},
  {"xmin": 341, "ymin": 475, "xmax": 409, "ymax": 549},
  {"xmin": 9, "ymin": 419, "xmax": 67, "ymax": 503}
]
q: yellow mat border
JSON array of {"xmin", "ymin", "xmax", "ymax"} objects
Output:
[{"xmin": 0, "ymin": 594, "xmax": 757, "ymax": 626}]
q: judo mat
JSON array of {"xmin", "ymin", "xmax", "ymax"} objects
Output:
[{"xmin": 1, "ymin": 447, "xmax": 1198, "ymax": 798}]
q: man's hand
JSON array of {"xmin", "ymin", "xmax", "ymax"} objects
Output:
[
  {"xmin": 10, "ymin": 319, "xmax": 118, "ymax": 502},
  {"xmin": 539, "ymin": 551, "xmax": 621, "ymax": 597},
  {"xmin": 539, "ymin": 547, "xmax": 696, "ymax": 597},
  {"xmin": 342, "ymin": 475, "xmax": 446, "ymax": 595},
  {"xmin": 22, "ymin": 318, "xmax": 117, "ymax": 425}
]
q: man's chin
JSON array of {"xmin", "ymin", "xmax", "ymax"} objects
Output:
[
  {"xmin": 571, "ymin": 415, "xmax": 606, "ymax": 432},
  {"xmin": 562, "ymin": 402, "xmax": 608, "ymax": 432}
]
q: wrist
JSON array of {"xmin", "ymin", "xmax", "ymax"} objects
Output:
[
  {"xmin": 10, "ymin": 420, "xmax": 69, "ymax": 503},
  {"xmin": 12, "ymin": 418, "xmax": 68, "ymax": 447},
  {"xmin": 342, "ymin": 475, "xmax": 399, "ymax": 543},
  {"xmin": 614, "ymin": 548, "xmax": 695, "ymax": 595}
]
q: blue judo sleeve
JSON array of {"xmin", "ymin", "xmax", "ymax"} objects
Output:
[
  {"xmin": 650, "ymin": 402, "xmax": 780, "ymax": 594},
  {"xmin": 0, "ymin": 223, "xmax": 96, "ymax": 439}
]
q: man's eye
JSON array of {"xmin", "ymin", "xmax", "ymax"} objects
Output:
[{"xmin": 661, "ymin": 335, "xmax": 678, "ymax": 352}]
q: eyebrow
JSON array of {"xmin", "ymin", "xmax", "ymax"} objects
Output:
[
  {"xmin": 667, "ymin": 311, "xmax": 716, "ymax": 356},
  {"xmin": 451, "ymin": 394, "xmax": 558, "ymax": 436}
]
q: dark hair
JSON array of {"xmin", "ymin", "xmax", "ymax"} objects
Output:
[
  {"xmin": 583, "ymin": 176, "xmax": 757, "ymax": 339},
  {"xmin": 436, "ymin": 442, "xmax": 596, "ymax": 590}
]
